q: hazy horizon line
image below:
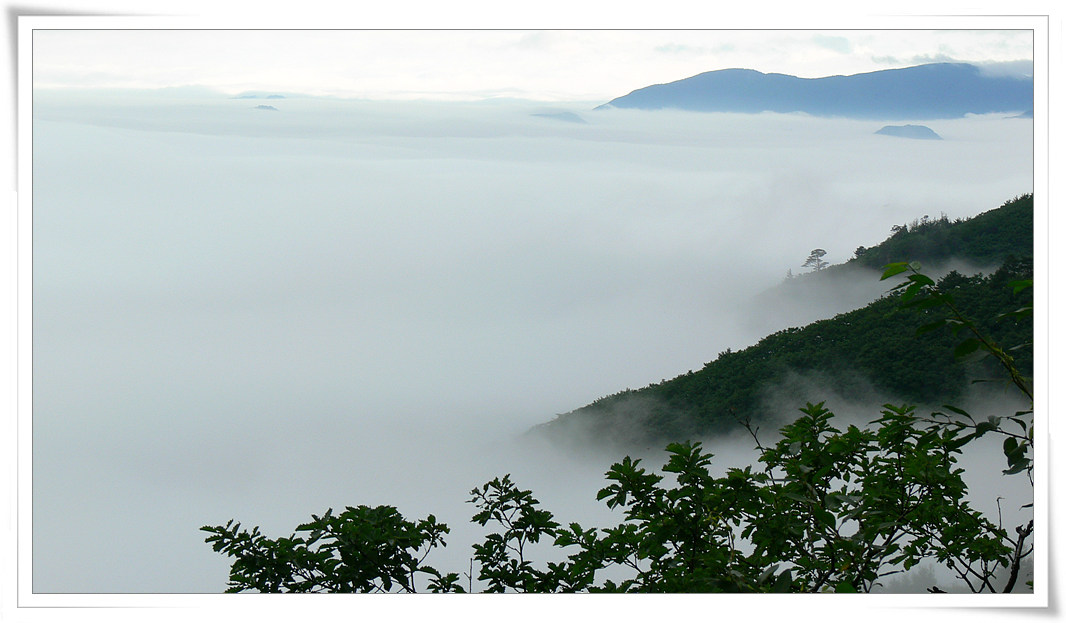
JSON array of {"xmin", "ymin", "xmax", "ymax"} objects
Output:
[{"xmin": 32, "ymin": 58, "xmax": 1034, "ymax": 104}]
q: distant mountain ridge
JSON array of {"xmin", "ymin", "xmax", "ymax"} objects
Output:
[{"xmin": 597, "ymin": 63, "xmax": 1033, "ymax": 119}]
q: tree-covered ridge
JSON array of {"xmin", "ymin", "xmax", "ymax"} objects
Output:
[
  {"xmin": 852, "ymin": 193, "xmax": 1033, "ymax": 269},
  {"xmin": 781, "ymin": 193, "xmax": 1033, "ymax": 289},
  {"xmin": 534, "ymin": 195, "xmax": 1033, "ymax": 447}
]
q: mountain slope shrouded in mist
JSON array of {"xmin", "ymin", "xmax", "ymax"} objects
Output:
[
  {"xmin": 597, "ymin": 63, "xmax": 1033, "ymax": 119},
  {"xmin": 742, "ymin": 194, "xmax": 1034, "ymax": 337},
  {"xmin": 533, "ymin": 195, "xmax": 1034, "ymax": 449}
]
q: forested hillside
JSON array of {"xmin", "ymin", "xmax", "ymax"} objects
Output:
[
  {"xmin": 533, "ymin": 195, "xmax": 1033, "ymax": 448},
  {"xmin": 853, "ymin": 193, "xmax": 1033, "ymax": 269},
  {"xmin": 777, "ymin": 193, "xmax": 1032, "ymax": 289}
]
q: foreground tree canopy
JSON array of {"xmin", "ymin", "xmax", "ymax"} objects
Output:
[{"xmin": 203, "ymin": 240, "xmax": 1034, "ymax": 594}]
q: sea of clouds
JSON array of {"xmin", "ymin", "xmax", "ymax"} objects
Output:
[{"xmin": 30, "ymin": 89, "xmax": 1033, "ymax": 592}]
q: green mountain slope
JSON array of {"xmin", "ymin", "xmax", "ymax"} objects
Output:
[
  {"xmin": 852, "ymin": 193, "xmax": 1033, "ymax": 269},
  {"xmin": 533, "ymin": 194, "xmax": 1034, "ymax": 448},
  {"xmin": 772, "ymin": 192, "xmax": 1033, "ymax": 292}
]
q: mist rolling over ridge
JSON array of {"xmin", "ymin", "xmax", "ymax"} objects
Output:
[
  {"xmin": 536, "ymin": 194, "xmax": 1033, "ymax": 450},
  {"xmin": 31, "ymin": 87, "xmax": 1033, "ymax": 593}
]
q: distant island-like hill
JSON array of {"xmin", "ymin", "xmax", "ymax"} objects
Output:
[
  {"xmin": 597, "ymin": 63, "xmax": 1033, "ymax": 120},
  {"xmin": 875, "ymin": 124, "xmax": 942, "ymax": 140}
]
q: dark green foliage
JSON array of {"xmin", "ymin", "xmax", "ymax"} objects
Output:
[
  {"xmin": 579, "ymin": 441, "xmax": 765, "ymax": 592},
  {"xmin": 854, "ymin": 194, "xmax": 1032, "ymax": 270},
  {"xmin": 200, "ymin": 505, "xmax": 461, "ymax": 593},
  {"xmin": 502, "ymin": 388, "xmax": 1029, "ymax": 593},
  {"xmin": 467, "ymin": 475, "xmax": 567, "ymax": 592},
  {"xmin": 740, "ymin": 402, "xmax": 1014, "ymax": 593},
  {"xmin": 882, "ymin": 259, "xmax": 1033, "ymax": 401},
  {"xmin": 880, "ymin": 260, "xmax": 1033, "ymax": 482},
  {"xmin": 537, "ymin": 262, "xmax": 1032, "ymax": 446},
  {"xmin": 536, "ymin": 196, "xmax": 1033, "ymax": 446},
  {"xmin": 205, "ymin": 400, "xmax": 1029, "ymax": 593},
  {"xmin": 771, "ymin": 194, "xmax": 1031, "ymax": 293}
]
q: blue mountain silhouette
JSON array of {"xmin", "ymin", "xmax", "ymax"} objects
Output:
[
  {"xmin": 597, "ymin": 63, "xmax": 1032, "ymax": 119},
  {"xmin": 875, "ymin": 124, "xmax": 942, "ymax": 140}
]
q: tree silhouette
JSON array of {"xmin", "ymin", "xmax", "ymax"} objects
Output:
[{"xmin": 803, "ymin": 248, "xmax": 829, "ymax": 271}]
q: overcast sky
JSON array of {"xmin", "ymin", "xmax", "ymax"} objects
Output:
[{"xmin": 32, "ymin": 28, "xmax": 1035, "ymax": 101}]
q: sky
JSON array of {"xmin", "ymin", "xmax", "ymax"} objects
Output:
[
  {"xmin": 8, "ymin": 5, "xmax": 1058, "ymax": 621},
  {"xmin": 31, "ymin": 28, "xmax": 1036, "ymax": 101}
]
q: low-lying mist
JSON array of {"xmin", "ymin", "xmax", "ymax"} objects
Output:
[
  {"xmin": 758, "ymin": 373, "xmax": 1034, "ymax": 593},
  {"xmin": 520, "ymin": 376, "xmax": 1034, "ymax": 594},
  {"xmin": 743, "ymin": 258, "xmax": 1001, "ymax": 338},
  {"xmin": 31, "ymin": 89, "xmax": 1033, "ymax": 592}
]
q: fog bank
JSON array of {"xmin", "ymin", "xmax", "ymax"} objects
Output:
[{"xmin": 31, "ymin": 90, "xmax": 1033, "ymax": 592}]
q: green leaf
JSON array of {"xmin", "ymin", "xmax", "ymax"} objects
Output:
[
  {"xmin": 880, "ymin": 263, "xmax": 911, "ymax": 280},
  {"xmin": 998, "ymin": 307, "xmax": 1033, "ymax": 321},
  {"xmin": 772, "ymin": 569, "xmax": 793, "ymax": 592},
  {"xmin": 813, "ymin": 507, "xmax": 835, "ymax": 527},
  {"xmin": 940, "ymin": 404, "xmax": 972, "ymax": 418},
  {"xmin": 899, "ymin": 283, "xmax": 924, "ymax": 303},
  {"xmin": 908, "ymin": 273, "xmax": 936, "ymax": 287},
  {"xmin": 954, "ymin": 338, "xmax": 982, "ymax": 359},
  {"xmin": 758, "ymin": 564, "xmax": 780, "ymax": 585},
  {"xmin": 1008, "ymin": 279, "xmax": 1033, "ymax": 294}
]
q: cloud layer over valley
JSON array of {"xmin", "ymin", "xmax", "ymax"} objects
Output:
[{"xmin": 31, "ymin": 89, "xmax": 1033, "ymax": 592}]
